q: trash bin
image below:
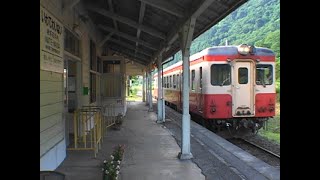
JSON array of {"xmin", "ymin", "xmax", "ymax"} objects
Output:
[{"xmin": 40, "ymin": 171, "xmax": 65, "ymax": 180}]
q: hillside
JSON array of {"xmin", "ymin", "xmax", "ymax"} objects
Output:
[{"xmin": 166, "ymin": 0, "xmax": 280, "ymax": 81}]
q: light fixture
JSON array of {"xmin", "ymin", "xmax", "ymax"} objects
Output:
[{"xmin": 237, "ymin": 44, "xmax": 250, "ymax": 55}]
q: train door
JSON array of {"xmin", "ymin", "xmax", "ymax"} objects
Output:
[
  {"xmin": 232, "ymin": 61, "xmax": 254, "ymax": 117},
  {"xmin": 198, "ymin": 67, "xmax": 203, "ymax": 113}
]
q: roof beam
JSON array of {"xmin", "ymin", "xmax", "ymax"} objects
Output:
[
  {"xmin": 112, "ymin": 49, "xmax": 148, "ymax": 65},
  {"xmin": 138, "ymin": 0, "xmax": 184, "ymax": 18},
  {"xmin": 167, "ymin": 0, "xmax": 220, "ymax": 49},
  {"xmin": 191, "ymin": 0, "xmax": 221, "ymax": 18},
  {"xmin": 115, "ymin": 48, "xmax": 150, "ymax": 62},
  {"xmin": 64, "ymin": 0, "xmax": 81, "ymax": 10},
  {"xmin": 86, "ymin": 5, "xmax": 166, "ymax": 40},
  {"xmin": 99, "ymin": 32, "xmax": 114, "ymax": 47},
  {"xmin": 109, "ymin": 38, "xmax": 153, "ymax": 57},
  {"xmin": 98, "ymin": 25, "xmax": 158, "ymax": 51},
  {"xmin": 135, "ymin": 2, "xmax": 146, "ymax": 52},
  {"xmin": 107, "ymin": 0, "xmax": 119, "ymax": 30}
]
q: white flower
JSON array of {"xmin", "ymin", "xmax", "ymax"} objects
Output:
[
  {"xmin": 116, "ymin": 165, "xmax": 120, "ymax": 170},
  {"xmin": 116, "ymin": 170, "xmax": 119, "ymax": 175},
  {"xmin": 110, "ymin": 155, "xmax": 114, "ymax": 160},
  {"xmin": 117, "ymin": 160, "xmax": 121, "ymax": 165},
  {"xmin": 115, "ymin": 176, "xmax": 118, "ymax": 180},
  {"xmin": 111, "ymin": 161, "xmax": 113, "ymax": 164},
  {"xmin": 103, "ymin": 160, "xmax": 107, "ymax": 163},
  {"xmin": 105, "ymin": 170, "xmax": 109, "ymax": 174}
]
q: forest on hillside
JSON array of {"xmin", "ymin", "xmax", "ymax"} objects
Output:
[{"xmin": 164, "ymin": 0, "xmax": 280, "ymax": 83}]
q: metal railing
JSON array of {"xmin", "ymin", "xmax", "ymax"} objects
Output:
[
  {"xmin": 67, "ymin": 104, "xmax": 118, "ymax": 157},
  {"xmin": 102, "ymin": 104, "xmax": 117, "ymax": 136},
  {"xmin": 67, "ymin": 106, "xmax": 102, "ymax": 157}
]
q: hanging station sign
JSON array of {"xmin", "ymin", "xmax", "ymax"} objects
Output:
[{"xmin": 40, "ymin": 6, "xmax": 64, "ymax": 73}]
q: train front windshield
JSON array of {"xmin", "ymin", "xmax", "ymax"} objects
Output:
[
  {"xmin": 256, "ymin": 65, "xmax": 273, "ymax": 85},
  {"xmin": 210, "ymin": 64, "xmax": 231, "ymax": 86}
]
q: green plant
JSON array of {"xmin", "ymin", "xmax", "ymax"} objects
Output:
[
  {"xmin": 102, "ymin": 144, "xmax": 125, "ymax": 180},
  {"xmin": 112, "ymin": 144, "xmax": 125, "ymax": 161}
]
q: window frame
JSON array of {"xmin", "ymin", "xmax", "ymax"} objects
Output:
[{"xmin": 210, "ymin": 64, "xmax": 231, "ymax": 86}]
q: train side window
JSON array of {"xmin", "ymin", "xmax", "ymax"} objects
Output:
[
  {"xmin": 191, "ymin": 70, "xmax": 195, "ymax": 90},
  {"xmin": 177, "ymin": 74, "xmax": 180, "ymax": 89},
  {"xmin": 211, "ymin": 64, "xmax": 231, "ymax": 86},
  {"xmin": 199, "ymin": 67, "xmax": 202, "ymax": 89},
  {"xmin": 166, "ymin": 76, "xmax": 168, "ymax": 88},
  {"xmin": 169, "ymin": 75, "xmax": 172, "ymax": 88},
  {"xmin": 173, "ymin": 74, "xmax": 176, "ymax": 89},
  {"xmin": 162, "ymin": 76, "xmax": 165, "ymax": 88},
  {"xmin": 238, "ymin": 67, "xmax": 248, "ymax": 84},
  {"xmin": 256, "ymin": 64, "xmax": 273, "ymax": 85}
]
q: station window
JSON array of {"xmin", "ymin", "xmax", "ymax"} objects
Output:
[
  {"xmin": 238, "ymin": 67, "xmax": 248, "ymax": 84},
  {"xmin": 90, "ymin": 40, "xmax": 97, "ymax": 71},
  {"xmin": 64, "ymin": 28, "xmax": 80, "ymax": 57},
  {"xmin": 211, "ymin": 64, "xmax": 231, "ymax": 86},
  {"xmin": 97, "ymin": 57, "xmax": 102, "ymax": 73},
  {"xmin": 191, "ymin": 70, "xmax": 195, "ymax": 90},
  {"xmin": 90, "ymin": 73, "xmax": 96, "ymax": 103},
  {"xmin": 103, "ymin": 60, "xmax": 121, "ymax": 73},
  {"xmin": 90, "ymin": 40, "xmax": 97, "ymax": 103},
  {"xmin": 256, "ymin": 64, "xmax": 273, "ymax": 85}
]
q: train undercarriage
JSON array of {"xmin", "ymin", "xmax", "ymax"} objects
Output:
[{"xmin": 165, "ymin": 101, "xmax": 269, "ymax": 137}]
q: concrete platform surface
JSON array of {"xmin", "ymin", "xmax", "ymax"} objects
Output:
[{"xmin": 56, "ymin": 101, "xmax": 205, "ymax": 180}]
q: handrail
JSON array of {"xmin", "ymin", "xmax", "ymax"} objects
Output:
[{"xmin": 67, "ymin": 104, "xmax": 118, "ymax": 157}]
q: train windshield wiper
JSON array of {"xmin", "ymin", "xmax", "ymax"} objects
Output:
[{"xmin": 220, "ymin": 77, "xmax": 230, "ymax": 86}]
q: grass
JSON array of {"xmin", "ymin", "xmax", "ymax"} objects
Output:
[
  {"xmin": 258, "ymin": 93, "xmax": 280, "ymax": 144},
  {"xmin": 126, "ymin": 85, "xmax": 143, "ymax": 101},
  {"xmin": 126, "ymin": 95, "xmax": 142, "ymax": 101}
]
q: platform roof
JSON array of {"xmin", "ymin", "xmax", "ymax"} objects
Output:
[{"xmin": 78, "ymin": 0, "xmax": 248, "ymax": 67}]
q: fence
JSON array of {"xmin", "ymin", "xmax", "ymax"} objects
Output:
[{"xmin": 67, "ymin": 104, "xmax": 118, "ymax": 157}]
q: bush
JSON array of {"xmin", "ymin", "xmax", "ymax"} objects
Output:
[{"xmin": 102, "ymin": 144, "xmax": 125, "ymax": 180}]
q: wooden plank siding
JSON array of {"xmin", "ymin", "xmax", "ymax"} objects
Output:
[{"xmin": 40, "ymin": 70, "xmax": 64, "ymax": 157}]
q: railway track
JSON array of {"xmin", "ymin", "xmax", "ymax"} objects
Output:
[
  {"xmin": 158, "ymin": 104, "xmax": 280, "ymax": 167},
  {"xmin": 226, "ymin": 137, "xmax": 280, "ymax": 167},
  {"xmin": 240, "ymin": 137, "xmax": 280, "ymax": 159}
]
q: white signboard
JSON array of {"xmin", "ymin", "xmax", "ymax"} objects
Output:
[{"xmin": 40, "ymin": 6, "xmax": 64, "ymax": 73}]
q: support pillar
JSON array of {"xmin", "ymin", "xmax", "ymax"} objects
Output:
[
  {"xmin": 156, "ymin": 53, "xmax": 164, "ymax": 123},
  {"xmin": 148, "ymin": 66, "xmax": 153, "ymax": 111},
  {"xmin": 178, "ymin": 18, "xmax": 196, "ymax": 160},
  {"xmin": 142, "ymin": 72, "xmax": 146, "ymax": 102},
  {"xmin": 146, "ymin": 70, "xmax": 149, "ymax": 106}
]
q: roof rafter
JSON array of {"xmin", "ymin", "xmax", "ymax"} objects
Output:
[
  {"xmin": 138, "ymin": 0, "xmax": 184, "ymax": 18},
  {"xmin": 98, "ymin": 25, "xmax": 159, "ymax": 51},
  {"xmin": 135, "ymin": 2, "xmax": 146, "ymax": 53},
  {"xmin": 111, "ymin": 48, "xmax": 148, "ymax": 65},
  {"xmin": 109, "ymin": 38, "xmax": 153, "ymax": 57},
  {"xmin": 99, "ymin": 32, "xmax": 114, "ymax": 47},
  {"xmin": 86, "ymin": 5, "xmax": 166, "ymax": 40},
  {"xmin": 107, "ymin": 0, "xmax": 119, "ymax": 30},
  {"xmin": 163, "ymin": 0, "xmax": 228, "ymax": 58}
]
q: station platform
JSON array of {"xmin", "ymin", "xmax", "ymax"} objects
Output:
[{"xmin": 56, "ymin": 101, "xmax": 205, "ymax": 180}]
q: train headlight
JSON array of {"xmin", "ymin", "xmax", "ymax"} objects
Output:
[{"xmin": 238, "ymin": 44, "xmax": 255, "ymax": 55}]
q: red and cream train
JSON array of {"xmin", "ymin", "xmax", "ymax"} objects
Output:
[{"xmin": 153, "ymin": 44, "xmax": 276, "ymax": 133}]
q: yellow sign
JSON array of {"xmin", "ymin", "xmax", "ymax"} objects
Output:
[{"xmin": 40, "ymin": 6, "xmax": 64, "ymax": 73}]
